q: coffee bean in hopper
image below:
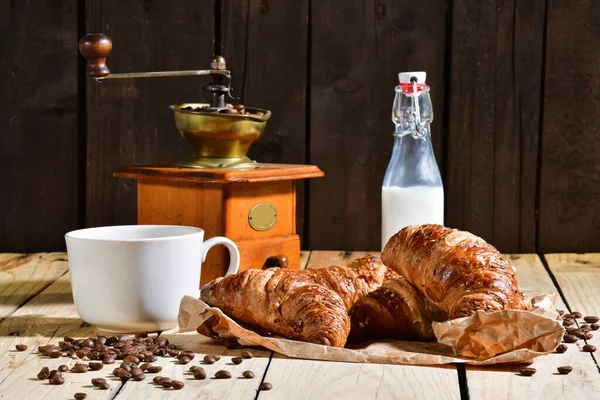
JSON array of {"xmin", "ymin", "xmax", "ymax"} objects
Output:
[
  {"xmin": 555, "ymin": 344, "xmax": 568, "ymax": 353},
  {"xmin": 557, "ymin": 366, "xmax": 573, "ymax": 375},
  {"xmin": 260, "ymin": 382, "xmax": 273, "ymax": 391},
  {"xmin": 171, "ymin": 380, "xmax": 185, "ymax": 390},
  {"xmin": 242, "ymin": 370, "xmax": 255, "ymax": 379},
  {"xmin": 583, "ymin": 344, "xmax": 596, "ymax": 353},
  {"xmin": 15, "ymin": 344, "xmax": 27, "ymax": 351},
  {"xmin": 74, "ymin": 393, "xmax": 87, "ymax": 400},
  {"xmin": 519, "ymin": 367, "xmax": 536, "ymax": 376},
  {"xmin": 215, "ymin": 370, "xmax": 232, "ymax": 379}
]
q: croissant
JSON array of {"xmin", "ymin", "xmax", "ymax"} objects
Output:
[
  {"xmin": 301, "ymin": 255, "xmax": 399, "ymax": 309},
  {"xmin": 381, "ymin": 224, "xmax": 532, "ymax": 319},
  {"xmin": 200, "ymin": 268, "xmax": 350, "ymax": 347},
  {"xmin": 349, "ymin": 276, "xmax": 444, "ymax": 341}
]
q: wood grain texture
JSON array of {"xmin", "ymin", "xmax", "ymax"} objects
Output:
[
  {"xmin": 308, "ymin": 0, "xmax": 447, "ymax": 250},
  {"xmin": 85, "ymin": 0, "xmax": 214, "ymax": 228},
  {"xmin": 0, "ymin": 253, "xmax": 69, "ymax": 320},
  {"xmin": 446, "ymin": 0, "xmax": 545, "ymax": 252},
  {"xmin": 539, "ymin": 1, "xmax": 600, "ymax": 252},
  {"xmin": 466, "ymin": 254, "xmax": 600, "ymax": 400},
  {"xmin": 545, "ymin": 253, "xmax": 600, "ymax": 356},
  {"xmin": 221, "ymin": 0, "xmax": 309, "ymax": 243},
  {"xmin": 258, "ymin": 251, "xmax": 460, "ymax": 400},
  {"xmin": 0, "ymin": 0, "xmax": 79, "ymax": 252}
]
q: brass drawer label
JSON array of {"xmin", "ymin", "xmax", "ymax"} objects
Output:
[{"xmin": 248, "ymin": 203, "xmax": 277, "ymax": 231}]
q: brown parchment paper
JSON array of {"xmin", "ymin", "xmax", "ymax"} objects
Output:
[{"xmin": 177, "ymin": 294, "xmax": 564, "ymax": 366}]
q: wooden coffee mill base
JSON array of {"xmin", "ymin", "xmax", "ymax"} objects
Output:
[{"xmin": 115, "ymin": 164, "xmax": 323, "ymax": 286}]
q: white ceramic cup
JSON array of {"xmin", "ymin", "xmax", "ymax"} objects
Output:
[{"xmin": 65, "ymin": 225, "xmax": 239, "ymax": 333}]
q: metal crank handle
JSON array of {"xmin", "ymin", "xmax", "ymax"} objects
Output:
[{"xmin": 78, "ymin": 33, "xmax": 230, "ymax": 80}]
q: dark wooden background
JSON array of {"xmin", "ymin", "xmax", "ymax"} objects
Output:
[{"xmin": 2, "ymin": 0, "xmax": 599, "ymax": 254}]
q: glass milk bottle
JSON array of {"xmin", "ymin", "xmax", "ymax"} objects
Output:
[{"xmin": 381, "ymin": 71, "xmax": 444, "ymax": 249}]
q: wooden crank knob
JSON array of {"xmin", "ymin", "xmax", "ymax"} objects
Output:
[
  {"xmin": 79, "ymin": 33, "xmax": 112, "ymax": 77},
  {"xmin": 263, "ymin": 254, "xmax": 289, "ymax": 269}
]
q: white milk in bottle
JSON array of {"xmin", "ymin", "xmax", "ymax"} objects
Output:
[{"xmin": 381, "ymin": 72, "xmax": 444, "ymax": 249}]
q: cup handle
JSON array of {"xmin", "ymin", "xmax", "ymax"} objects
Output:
[{"xmin": 201, "ymin": 237, "xmax": 240, "ymax": 276}]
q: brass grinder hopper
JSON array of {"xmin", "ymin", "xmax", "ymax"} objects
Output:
[{"xmin": 79, "ymin": 33, "xmax": 270, "ymax": 169}]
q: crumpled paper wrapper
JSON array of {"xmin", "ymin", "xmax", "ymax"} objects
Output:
[{"xmin": 177, "ymin": 294, "xmax": 564, "ymax": 365}]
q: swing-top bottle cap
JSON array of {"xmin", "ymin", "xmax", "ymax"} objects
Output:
[{"xmin": 398, "ymin": 72, "xmax": 426, "ymax": 84}]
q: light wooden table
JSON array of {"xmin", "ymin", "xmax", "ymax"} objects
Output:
[{"xmin": 0, "ymin": 252, "xmax": 599, "ymax": 399}]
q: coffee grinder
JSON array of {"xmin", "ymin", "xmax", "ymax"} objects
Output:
[{"xmin": 79, "ymin": 34, "xmax": 323, "ymax": 285}]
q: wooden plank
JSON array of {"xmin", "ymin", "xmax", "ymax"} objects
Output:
[
  {"xmin": 539, "ymin": 1, "xmax": 600, "ymax": 252},
  {"xmin": 0, "ymin": 0, "xmax": 79, "ymax": 252},
  {"xmin": 308, "ymin": 0, "xmax": 447, "ymax": 251},
  {"xmin": 0, "ymin": 253, "xmax": 69, "ymax": 321},
  {"xmin": 258, "ymin": 251, "xmax": 461, "ymax": 400},
  {"xmin": 466, "ymin": 254, "xmax": 600, "ymax": 400},
  {"xmin": 545, "ymin": 253, "xmax": 600, "ymax": 356},
  {"xmin": 220, "ymin": 0, "xmax": 309, "ymax": 242},
  {"xmin": 446, "ymin": 0, "xmax": 544, "ymax": 252},
  {"xmin": 85, "ymin": 0, "xmax": 214, "ymax": 228}
]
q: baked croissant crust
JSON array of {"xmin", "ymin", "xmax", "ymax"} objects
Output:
[
  {"xmin": 200, "ymin": 268, "xmax": 350, "ymax": 347},
  {"xmin": 381, "ymin": 224, "xmax": 532, "ymax": 319},
  {"xmin": 349, "ymin": 276, "xmax": 444, "ymax": 341},
  {"xmin": 301, "ymin": 255, "xmax": 399, "ymax": 309}
]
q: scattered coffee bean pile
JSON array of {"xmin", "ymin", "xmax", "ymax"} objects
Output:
[
  {"xmin": 182, "ymin": 103, "xmax": 266, "ymax": 117},
  {"xmin": 519, "ymin": 310, "xmax": 599, "ymax": 377},
  {"xmin": 24, "ymin": 334, "xmax": 274, "ymax": 394}
]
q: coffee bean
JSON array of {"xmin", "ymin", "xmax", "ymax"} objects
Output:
[
  {"xmin": 58, "ymin": 364, "xmax": 68, "ymax": 372},
  {"xmin": 64, "ymin": 336, "xmax": 74, "ymax": 343},
  {"xmin": 256, "ymin": 112, "xmax": 265, "ymax": 117},
  {"xmin": 166, "ymin": 344, "xmax": 177, "ymax": 350},
  {"xmin": 98, "ymin": 382, "xmax": 110, "ymax": 390},
  {"xmin": 563, "ymin": 334, "xmax": 578, "ymax": 343},
  {"xmin": 563, "ymin": 319, "xmax": 575, "ymax": 327},
  {"xmin": 242, "ymin": 370, "xmax": 255, "ymax": 379},
  {"xmin": 49, "ymin": 350, "xmax": 63, "ymax": 358},
  {"xmin": 259, "ymin": 382, "xmax": 273, "ymax": 391},
  {"xmin": 154, "ymin": 337, "xmax": 168, "ymax": 347},
  {"xmin": 75, "ymin": 349, "xmax": 89, "ymax": 359},
  {"xmin": 581, "ymin": 325, "xmax": 592, "ymax": 332},
  {"xmin": 38, "ymin": 345, "xmax": 53, "ymax": 356},
  {"xmin": 223, "ymin": 338, "xmax": 242, "ymax": 349},
  {"xmin": 555, "ymin": 344, "xmax": 568, "ymax": 353},
  {"xmin": 132, "ymin": 372, "xmax": 145, "ymax": 381},
  {"xmin": 97, "ymin": 336, "xmax": 107, "ymax": 345},
  {"xmin": 160, "ymin": 378, "xmax": 172, "ymax": 388},
  {"xmin": 179, "ymin": 356, "xmax": 191, "ymax": 365},
  {"xmin": 130, "ymin": 367, "xmax": 143, "ymax": 376},
  {"xmin": 231, "ymin": 357, "xmax": 243, "ymax": 365},
  {"xmin": 81, "ymin": 339, "xmax": 95, "ymax": 348},
  {"xmin": 584, "ymin": 316, "xmax": 599, "ymax": 323},
  {"xmin": 585, "ymin": 332, "xmax": 594, "ymax": 340},
  {"xmin": 87, "ymin": 351, "xmax": 99, "ymax": 360},
  {"xmin": 74, "ymin": 393, "xmax": 87, "ymax": 400},
  {"xmin": 193, "ymin": 369, "xmax": 207, "ymax": 380},
  {"xmin": 139, "ymin": 362, "xmax": 150, "ymax": 372},
  {"xmin": 592, "ymin": 323, "xmax": 600, "ymax": 331},
  {"xmin": 71, "ymin": 363, "xmax": 88, "ymax": 373},
  {"xmin": 189, "ymin": 365, "xmax": 200, "ymax": 373},
  {"xmin": 105, "ymin": 336, "xmax": 118, "ymax": 346},
  {"xmin": 89, "ymin": 361, "xmax": 103, "ymax": 371},
  {"xmin": 166, "ymin": 349, "xmax": 180, "ymax": 358},
  {"xmin": 557, "ymin": 366, "xmax": 573, "ymax": 375},
  {"xmin": 234, "ymin": 104, "xmax": 245, "ymax": 110},
  {"xmin": 91, "ymin": 378, "xmax": 106, "ymax": 387},
  {"xmin": 15, "ymin": 344, "xmax": 27, "ymax": 352},
  {"xmin": 135, "ymin": 332, "xmax": 148, "ymax": 338},
  {"xmin": 49, "ymin": 369, "xmax": 60, "ymax": 377},
  {"xmin": 153, "ymin": 376, "xmax": 163, "ymax": 384},
  {"xmin": 66, "ymin": 350, "xmax": 75, "ymax": 357},
  {"xmin": 37, "ymin": 367, "xmax": 50, "ymax": 380},
  {"xmin": 572, "ymin": 329, "xmax": 585, "ymax": 339},
  {"xmin": 123, "ymin": 355, "xmax": 139, "ymax": 364},
  {"xmin": 102, "ymin": 356, "xmax": 116, "ymax": 365},
  {"xmin": 74, "ymin": 339, "xmax": 85, "ymax": 347},
  {"xmin": 572, "ymin": 311, "xmax": 583, "ymax": 318},
  {"xmin": 119, "ymin": 336, "xmax": 131, "ymax": 342},
  {"xmin": 180, "ymin": 351, "xmax": 195, "ymax": 359},
  {"xmin": 519, "ymin": 367, "xmax": 536, "ymax": 376},
  {"xmin": 49, "ymin": 373, "xmax": 65, "ymax": 385},
  {"xmin": 120, "ymin": 373, "xmax": 132, "ymax": 382},
  {"xmin": 203, "ymin": 355, "xmax": 217, "ymax": 364},
  {"xmin": 226, "ymin": 103, "xmax": 233, "ymax": 108},
  {"xmin": 120, "ymin": 362, "xmax": 133, "ymax": 372},
  {"xmin": 113, "ymin": 367, "xmax": 129, "ymax": 378},
  {"xmin": 241, "ymin": 351, "xmax": 253, "ymax": 359},
  {"xmin": 146, "ymin": 365, "xmax": 162, "ymax": 373},
  {"xmin": 583, "ymin": 344, "xmax": 596, "ymax": 352},
  {"xmin": 171, "ymin": 380, "xmax": 184, "ymax": 390},
  {"xmin": 215, "ymin": 370, "xmax": 232, "ymax": 379}
]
